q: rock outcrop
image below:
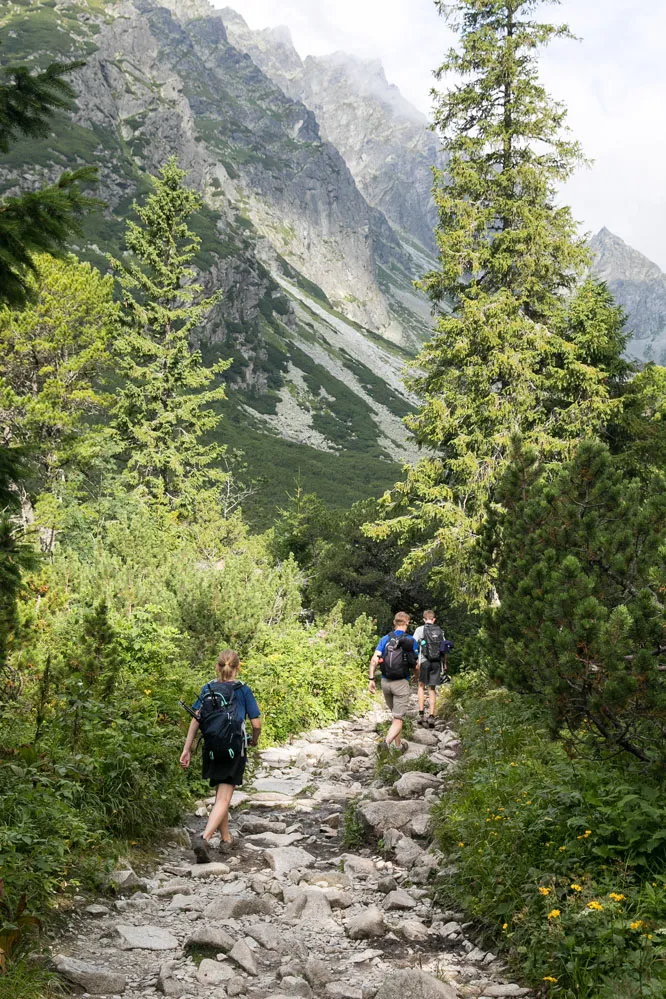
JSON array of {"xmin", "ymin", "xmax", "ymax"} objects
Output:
[{"xmin": 590, "ymin": 227, "xmax": 666, "ymax": 363}]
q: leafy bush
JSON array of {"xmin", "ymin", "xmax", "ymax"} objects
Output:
[{"xmin": 433, "ymin": 679, "xmax": 666, "ymax": 997}]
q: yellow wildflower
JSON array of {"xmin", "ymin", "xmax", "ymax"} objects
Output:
[
  {"xmin": 631, "ymin": 920, "xmax": 644, "ymax": 931},
  {"xmin": 543, "ymin": 977, "xmax": 558, "ymax": 983},
  {"xmin": 539, "ymin": 887, "xmax": 552, "ymax": 896},
  {"xmin": 502, "ymin": 923, "xmax": 508, "ymax": 930},
  {"xmin": 587, "ymin": 901, "xmax": 603, "ymax": 911},
  {"xmin": 459, "ymin": 842, "xmax": 465, "ymax": 848},
  {"xmin": 547, "ymin": 909, "xmax": 561, "ymax": 920},
  {"xmin": 144, "ymin": 689, "xmax": 152, "ymax": 695},
  {"xmin": 609, "ymin": 893, "xmax": 625, "ymax": 902},
  {"xmin": 570, "ymin": 884, "xmax": 583, "ymax": 892},
  {"xmin": 559, "ymin": 846, "xmax": 567, "ymax": 852}
]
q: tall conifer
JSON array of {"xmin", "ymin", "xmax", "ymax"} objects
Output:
[
  {"xmin": 370, "ymin": 0, "xmax": 631, "ymax": 602},
  {"xmin": 111, "ymin": 158, "xmax": 229, "ymax": 510}
]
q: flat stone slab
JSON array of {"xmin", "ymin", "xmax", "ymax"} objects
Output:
[
  {"xmin": 243, "ymin": 831, "xmax": 304, "ymax": 848},
  {"xmin": 55, "ymin": 955, "xmax": 127, "ymax": 994},
  {"xmin": 264, "ymin": 846, "xmax": 316, "ymax": 877},
  {"xmin": 253, "ymin": 776, "xmax": 311, "ymax": 796},
  {"xmin": 484, "ymin": 987, "xmax": 530, "ymax": 997},
  {"xmin": 185, "ymin": 925, "xmax": 235, "ymax": 953},
  {"xmin": 383, "ymin": 889, "xmax": 417, "ymax": 911},
  {"xmin": 116, "ymin": 924, "xmax": 179, "ymax": 950}
]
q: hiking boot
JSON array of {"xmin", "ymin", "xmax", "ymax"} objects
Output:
[
  {"xmin": 218, "ymin": 839, "xmax": 233, "ymax": 855},
  {"xmin": 417, "ymin": 712, "xmax": 426, "ymax": 727},
  {"xmin": 427, "ymin": 715, "xmax": 436, "ymax": 729},
  {"xmin": 397, "ymin": 740, "xmax": 409, "ymax": 755},
  {"xmin": 192, "ymin": 834, "xmax": 211, "ymax": 864}
]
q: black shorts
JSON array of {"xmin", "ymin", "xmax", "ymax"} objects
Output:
[
  {"xmin": 419, "ymin": 661, "xmax": 442, "ymax": 687},
  {"xmin": 203, "ymin": 753, "xmax": 246, "ymax": 788}
]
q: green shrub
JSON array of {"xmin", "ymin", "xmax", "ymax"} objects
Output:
[{"xmin": 433, "ymin": 679, "xmax": 666, "ymax": 997}]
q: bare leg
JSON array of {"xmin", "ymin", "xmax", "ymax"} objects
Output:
[
  {"xmin": 203, "ymin": 783, "xmax": 235, "ymax": 842},
  {"xmin": 386, "ymin": 717, "xmax": 404, "ymax": 747},
  {"xmin": 417, "ymin": 683, "xmax": 425, "ymax": 712},
  {"xmin": 429, "ymin": 686, "xmax": 437, "ymax": 716}
]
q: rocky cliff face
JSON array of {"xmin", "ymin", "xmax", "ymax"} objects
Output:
[
  {"xmin": 590, "ymin": 228, "xmax": 666, "ymax": 364},
  {"xmin": 220, "ymin": 9, "xmax": 444, "ymax": 255},
  {"xmin": 1, "ymin": 0, "xmax": 433, "ymax": 515}
]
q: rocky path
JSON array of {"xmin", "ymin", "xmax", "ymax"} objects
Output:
[{"xmin": 52, "ymin": 702, "xmax": 531, "ymax": 999}]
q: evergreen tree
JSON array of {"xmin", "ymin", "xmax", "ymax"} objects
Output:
[
  {"xmin": 110, "ymin": 158, "xmax": 229, "ymax": 510},
  {"xmin": 486, "ymin": 438, "xmax": 666, "ymax": 768},
  {"xmin": 0, "ymin": 60, "xmax": 98, "ymax": 308},
  {"xmin": 369, "ymin": 0, "xmax": 631, "ymax": 603}
]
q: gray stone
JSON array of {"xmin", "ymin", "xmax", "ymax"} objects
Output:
[
  {"xmin": 109, "ymin": 868, "xmax": 146, "ymax": 891},
  {"xmin": 377, "ymin": 877, "xmax": 398, "ymax": 894},
  {"xmin": 383, "ymin": 889, "xmax": 417, "ymax": 911},
  {"xmin": 167, "ymin": 893, "xmax": 203, "ymax": 912},
  {"xmin": 115, "ymin": 924, "xmax": 179, "ymax": 950},
  {"xmin": 245, "ymin": 922, "xmax": 307, "ymax": 960},
  {"xmin": 346, "ymin": 905, "xmax": 385, "ymax": 939},
  {"xmin": 327, "ymin": 984, "xmax": 363, "ymax": 999},
  {"xmin": 409, "ymin": 730, "xmax": 439, "ymax": 747},
  {"xmin": 227, "ymin": 976, "xmax": 249, "ymax": 997},
  {"xmin": 467, "ymin": 947, "xmax": 487, "ymax": 963},
  {"xmin": 393, "ymin": 772, "xmax": 442, "ymax": 798},
  {"xmin": 341, "ymin": 854, "xmax": 376, "ymax": 878},
  {"xmin": 185, "ymin": 925, "xmax": 235, "ymax": 953},
  {"xmin": 304, "ymin": 956, "xmax": 336, "ymax": 987},
  {"xmin": 238, "ymin": 815, "xmax": 288, "ymax": 834},
  {"xmin": 189, "ymin": 861, "xmax": 230, "ymax": 878},
  {"xmin": 358, "ymin": 800, "xmax": 430, "ymax": 838},
  {"xmin": 253, "ymin": 776, "xmax": 312, "ymax": 795},
  {"xmin": 374, "ymin": 969, "xmax": 457, "ymax": 999},
  {"xmin": 397, "ymin": 919, "xmax": 430, "ymax": 942},
  {"xmin": 166, "ymin": 827, "xmax": 192, "ymax": 849},
  {"xmin": 484, "ymin": 987, "xmax": 530, "ymax": 998},
  {"xmin": 196, "ymin": 957, "xmax": 234, "ymax": 986},
  {"xmin": 84, "ymin": 904, "xmax": 111, "ymax": 917},
  {"xmin": 54, "ymin": 955, "xmax": 127, "ymax": 994},
  {"xmin": 155, "ymin": 880, "xmax": 192, "ymax": 897},
  {"xmin": 394, "ymin": 836, "xmax": 425, "ymax": 868},
  {"xmin": 204, "ymin": 895, "xmax": 275, "ymax": 920},
  {"xmin": 264, "ymin": 846, "xmax": 316, "ymax": 877},
  {"xmin": 301, "ymin": 869, "xmax": 353, "ymax": 889},
  {"xmin": 285, "ymin": 887, "xmax": 341, "ymax": 932},
  {"xmin": 229, "ymin": 938, "xmax": 259, "ymax": 976},
  {"xmin": 244, "ymin": 831, "xmax": 304, "ymax": 848},
  {"xmin": 281, "ymin": 975, "xmax": 313, "ymax": 997},
  {"xmin": 157, "ymin": 960, "xmax": 186, "ymax": 997}
]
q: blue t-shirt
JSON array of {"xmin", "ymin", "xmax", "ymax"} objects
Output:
[
  {"xmin": 192, "ymin": 681, "xmax": 260, "ymax": 722},
  {"xmin": 375, "ymin": 629, "xmax": 419, "ymax": 657}
]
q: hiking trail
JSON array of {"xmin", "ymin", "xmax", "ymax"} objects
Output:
[{"xmin": 49, "ymin": 699, "xmax": 531, "ymax": 999}]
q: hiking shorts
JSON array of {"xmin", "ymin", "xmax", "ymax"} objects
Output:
[
  {"xmin": 380, "ymin": 678, "xmax": 410, "ymax": 719},
  {"xmin": 419, "ymin": 661, "xmax": 442, "ymax": 687}
]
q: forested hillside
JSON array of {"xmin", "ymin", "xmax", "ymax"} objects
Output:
[{"xmin": 2, "ymin": 1, "xmax": 666, "ymax": 998}]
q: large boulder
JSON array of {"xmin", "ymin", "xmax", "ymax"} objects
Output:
[
  {"xmin": 264, "ymin": 846, "xmax": 316, "ymax": 877},
  {"xmin": 357, "ymin": 800, "xmax": 430, "ymax": 838},
  {"xmin": 185, "ymin": 925, "xmax": 235, "ymax": 952},
  {"xmin": 54, "ymin": 955, "xmax": 127, "ymax": 994},
  {"xmin": 346, "ymin": 905, "xmax": 385, "ymax": 939},
  {"xmin": 196, "ymin": 958, "xmax": 235, "ymax": 986},
  {"xmin": 393, "ymin": 773, "xmax": 442, "ymax": 799},
  {"xmin": 375, "ymin": 969, "xmax": 457, "ymax": 999}
]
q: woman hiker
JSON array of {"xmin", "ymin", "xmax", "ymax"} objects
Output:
[{"xmin": 180, "ymin": 649, "xmax": 261, "ymax": 863}]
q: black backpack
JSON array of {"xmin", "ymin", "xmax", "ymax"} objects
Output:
[
  {"xmin": 198, "ymin": 681, "xmax": 246, "ymax": 763},
  {"xmin": 422, "ymin": 623, "xmax": 445, "ymax": 664},
  {"xmin": 382, "ymin": 632, "xmax": 415, "ymax": 680}
]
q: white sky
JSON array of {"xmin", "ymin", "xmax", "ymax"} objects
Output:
[{"xmin": 214, "ymin": 0, "xmax": 666, "ymax": 270}]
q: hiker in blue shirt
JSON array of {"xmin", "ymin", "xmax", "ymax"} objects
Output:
[
  {"xmin": 180, "ymin": 649, "xmax": 261, "ymax": 863},
  {"xmin": 368, "ymin": 611, "xmax": 418, "ymax": 753}
]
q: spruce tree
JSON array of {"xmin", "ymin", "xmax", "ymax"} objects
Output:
[
  {"xmin": 0, "ymin": 60, "xmax": 97, "ymax": 308},
  {"xmin": 0, "ymin": 446, "xmax": 36, "ymax": 691},
  {"xmin": 369, "ymin": 0, "xmax": 631, "ymax": 603},
  {"xmin": 111, "ymin": 158, "xmax": 229, "ymax": 510}
]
